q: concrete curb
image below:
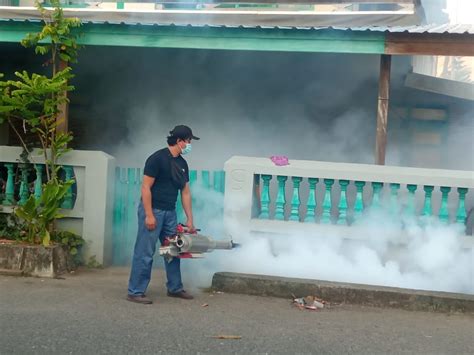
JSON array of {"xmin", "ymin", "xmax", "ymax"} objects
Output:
[
  {"xmin": 0, "ymin": 243, "xmax": 72, "ymax": 278},
  {"xmin": 212, "ymin": 272, "xmax": 474, "ymax": 314},
  {"xmin": 0, "ymin": 269, "xmax": 23, "ymax": 277}
]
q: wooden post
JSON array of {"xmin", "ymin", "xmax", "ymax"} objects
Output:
[
  {"xmin": 56, "ymin": 60, "xmax": 69, "ymax": 134},
  {"xmin": 375, "ymin": 54, "xmax": 391, "ymax": 165}
]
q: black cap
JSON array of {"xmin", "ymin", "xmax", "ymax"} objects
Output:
[{"xmin": 169, "ymin": 125, "xmax": 200, "ymax": 140}]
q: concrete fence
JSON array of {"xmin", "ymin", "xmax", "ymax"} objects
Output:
[
  {"xmin": 224, "ymin": 156, "xmax": 474, "ymax": 245},
  {"xmin": 0, "ymin": 146, "xmax": 115, "ymax": 265}
]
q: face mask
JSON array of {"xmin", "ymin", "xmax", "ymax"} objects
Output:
[{"xmin": 181, "ymin": 143, "xmax": 192, "ymax": 155}]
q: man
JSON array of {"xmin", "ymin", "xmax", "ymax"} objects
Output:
[{"xmin": 127, "ymin": 125, "xmax": 199, "ymax": 304}]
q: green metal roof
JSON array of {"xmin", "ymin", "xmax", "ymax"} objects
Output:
[
  {"xmin": 0, "ymin": 18, "xmax": 387, "ymax": 54},
  {"xmin": 0, "ymin": 6, "xmax": 471, "ymax": 55}
]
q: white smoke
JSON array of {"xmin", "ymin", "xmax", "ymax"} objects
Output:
[
  {"xmin": 68, "ymin": 48, "xmax": 474, "ymax": 293},
  {"xmin": 182, "ymin": 189, "xmax": 474, "ymax": 295}
]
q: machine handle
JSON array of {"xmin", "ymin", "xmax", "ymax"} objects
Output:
[{"xmin": 177, "ymin": 223, "xmax": 201, "ymax": 233}]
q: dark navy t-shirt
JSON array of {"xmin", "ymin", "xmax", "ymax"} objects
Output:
[{"xmin": 143, "ymin": 148, "xmax": 189, "ymax": 210}]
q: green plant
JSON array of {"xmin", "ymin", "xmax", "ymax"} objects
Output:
[
  {"xmin": 0, "ymin": 0, "xmax": 81, "ymax": 181},
  {"xmin": 0, "ymin": 1, "xmax": 82, "ymax": 247},
  {"xmin": 0, "ymin": 69, "xmax": 74, "ymax": 180},
  {"xmin": 86, "ymin": 255, "xmax": 103, "ymax": 269},
  {"xmin": 0, "ymin": 213, "xmax": 26, "ymax": 241},
  {"xmin": 22, "ymin": 0, "xmax": 81, "ymax": 75},
  {"xmin": 14, "ymin": 179, "xmax": 74, "ymax": 246},
  {"xmin": 51, "ymin": 230, "xmax": 84, "ymax": 265}
]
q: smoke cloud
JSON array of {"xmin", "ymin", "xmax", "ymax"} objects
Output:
[
  {"xmin": 182, "ymin": 189, "xmax": 474, "ymax": 295},
  {"xmin": 71, "ymin": 48, "xmax": 473, "ymax": 171},
  {"xmin": 68, "ymin": 47, "xmax": 474, "ymax": 294}
]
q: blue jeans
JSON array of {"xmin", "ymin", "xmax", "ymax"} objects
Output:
[{"xmin": 128, "ymin": 202, "xmax": 183, "ymax": 296}]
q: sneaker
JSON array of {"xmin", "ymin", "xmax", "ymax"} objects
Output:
[
  {"xmin": 167, "ymin": 290, "xmax": 194, "ymax": 300},
  {"xmin": 126, "ymin": 294, "xmax": 153, "ymax": 304}
]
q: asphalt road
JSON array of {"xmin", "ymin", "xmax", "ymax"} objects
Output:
[{"xmin": 1, "ymin": 267, "xmax": 473, "ymax": 354}]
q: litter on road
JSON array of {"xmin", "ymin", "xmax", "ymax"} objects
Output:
[
  {"xmin": 292, "ymin": 295, "xmax": 328, "ymax": 311},
  {"xmin": 211, "ymin": 335, "xmax": 242, "ymax": 340}
]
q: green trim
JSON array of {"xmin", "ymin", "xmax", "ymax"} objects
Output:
[{"xmin": 0, "ymin": 21, "xmax": 386, "ymax": 54}]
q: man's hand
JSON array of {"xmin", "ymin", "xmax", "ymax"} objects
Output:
[
  {"xmin": 142, "ymin": 176, "xmax": 156, "ymax": 230},
  {"xmin": 186, "ymin": 219, "xmax": 195, "ymax": 233},
  {"xmin": 181, "ymin": 183, "xmax": 195, "ymax": 232},
  {"xmin": 145, "ymin": 215, "xmax": 157, "ymax": 230}
]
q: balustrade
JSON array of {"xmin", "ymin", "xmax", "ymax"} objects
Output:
[
  {"xmin": 0, "ymin": 162, "xmax": 76, "ymax": 209},
  {"xmin": 224, "ymin": 156, "xmax": 474, "ymax": 230}
]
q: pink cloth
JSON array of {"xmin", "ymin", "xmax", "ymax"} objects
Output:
[{"xmin": 270, "ymin": 156, "xmax": 289, "ymax": 166}]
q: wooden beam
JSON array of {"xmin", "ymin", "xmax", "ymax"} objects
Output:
[
  {"xmin": 375, "ymin": 54, "xmax": 391, "ymax": 165},
  {"xmin": 0, "ymin": 121, "xmax": 9, "ymax": 145},
  {"xmin": 405, "ymin": 72, "xmax": 474, "ymax": 101},
  {"xmin": 56, "ymin": 60, "xmax": 69, "ymax": 135},
  {"xmin": 386, "ymin": 33, "xmax": 474, "ymax": 56}
]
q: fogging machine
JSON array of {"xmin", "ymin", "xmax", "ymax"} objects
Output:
[{"xmin": 159, "ymin": 224, "xmax": 239, "ymax": 261}]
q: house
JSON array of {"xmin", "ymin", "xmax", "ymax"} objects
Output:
[{"xmin": 0, "ymin": 0, "xmax": 473, "ymax": 265}]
